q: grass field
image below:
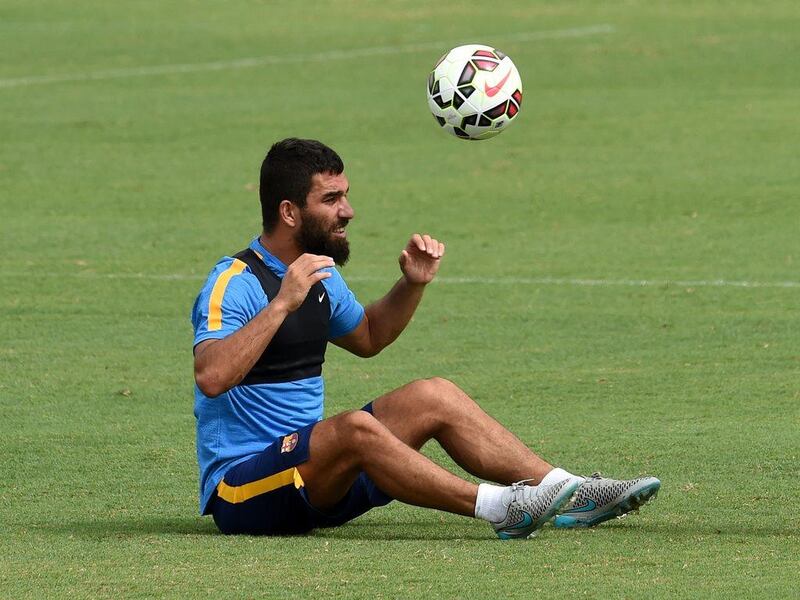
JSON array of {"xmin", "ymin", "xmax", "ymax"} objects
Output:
[{"xmin": 2, "ymin": 0, "xmax": 799, "ymax": 597}]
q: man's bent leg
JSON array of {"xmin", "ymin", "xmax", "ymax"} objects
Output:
[
  {"xmin": 370, "ymin": 379, "xmax": 662, "ymax": 530},
  {"xmin": 296, "ymin": 410, "xmax": 585, "ymax": 539},
  {"xmin": 371, "ymin": 377, "xmax": 555, "ymax": 485},
  {"xmin": 296, "ymin": 410, "xmax": 478, "ymax": 517}
]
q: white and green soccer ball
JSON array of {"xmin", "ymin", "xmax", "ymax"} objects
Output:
[{"xmin": 426, "ymin": 44, "xmax": 523, "ymax": 140}]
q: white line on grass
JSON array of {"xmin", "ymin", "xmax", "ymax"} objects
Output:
[
  {"xmin": 426, "ymin": 276, "xmax": 800, "ymax": 289},
  {"xmin": 9, "ymin": 271, "xmax": 800, "ymax": 289},
  {"xmin": 0, "ymin": 24, "xmax": 614, "ymax": 89}
]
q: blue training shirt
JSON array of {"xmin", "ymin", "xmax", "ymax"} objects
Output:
[{"xmin": 191, "ymin": 237, "xmax": 365, "ymax": 514}]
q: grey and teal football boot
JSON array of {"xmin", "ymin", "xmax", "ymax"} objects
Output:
[
  {"xmin": 492, "ymin": 476, "xmax": 583, "ymax": 540},
  {"xmin": 553, "ymin": 473, "xmax": 661, "ymax": 528}
]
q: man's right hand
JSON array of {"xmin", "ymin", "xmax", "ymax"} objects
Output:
[{"xmin": 274, "ymin": 253, "xmax": 334, "ymax": 313}]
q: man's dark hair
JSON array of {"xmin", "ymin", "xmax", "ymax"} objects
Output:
[{"xmin": 259, "ymin": 138, "xmax": 344, "ymax": 232}]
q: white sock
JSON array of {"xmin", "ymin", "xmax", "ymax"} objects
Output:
[
  {"xmin": 540, "ymin": 467, "xmax": 577, "ymax": 486},
  {"xmin": 474, "ymin": 483, "xmax": 508, "ymax": 523}
]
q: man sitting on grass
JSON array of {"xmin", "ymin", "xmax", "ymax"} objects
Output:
[{"xmin": 191, "ymin": 138, "xmax": 660, "ymax": 538}]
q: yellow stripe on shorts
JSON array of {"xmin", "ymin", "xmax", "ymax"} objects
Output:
[
  {"xmin": 216, "ymin": 467, "xmax": 305, "ymax": 504},
  {"xmin": 207, "ymin": 259, "xmax": 247, "ymax": 331}
]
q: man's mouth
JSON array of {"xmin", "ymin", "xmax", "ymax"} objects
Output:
[{"xmin": 332, "ymin": 224, "xmax": 348, "ymax": 238}]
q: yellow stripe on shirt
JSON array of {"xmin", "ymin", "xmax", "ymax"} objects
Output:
[
  {"xmin": 207, "ymin": 259, "xmax": 248, "ymax": 331},
  {"xmin": 216, "ymin": 467, "xmax": 305, "ymax": 504}
]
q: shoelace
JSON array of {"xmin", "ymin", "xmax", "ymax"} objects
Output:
[
  {"xmin": 502, "ymin": 479, "xmax": 539, "ymax": 508},
  {"xmin": 511, "ymin": 478, "xmax": 537, "ymax": 488}
]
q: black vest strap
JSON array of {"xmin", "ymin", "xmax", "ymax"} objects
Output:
[{"xmin": 233, "ymin": 248, "xmax": 331, "ymax": 385}]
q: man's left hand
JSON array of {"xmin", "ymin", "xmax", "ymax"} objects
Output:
[{"xmin": 399, "ymin": 233, "xmax": 445, "ymax": 285}]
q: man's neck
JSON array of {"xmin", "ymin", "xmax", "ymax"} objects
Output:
[{"xmin": 258, "ymin": 232, "xmax": 302, "ymax": 266}]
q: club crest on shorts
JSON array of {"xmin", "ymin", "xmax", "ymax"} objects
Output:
[{"xmin": 281, "ymin": 432, "xmax": 299, "ymax": 453}]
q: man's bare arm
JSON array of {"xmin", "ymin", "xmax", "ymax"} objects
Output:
[
  {"xmin": 334, "ymin": 234, "xmax": 444, "ymax": 357},
  {"xmin": 194, "ymin": 253, "xmax": 334, "ymax": 396}
]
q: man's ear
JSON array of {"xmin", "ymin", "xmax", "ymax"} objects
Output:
[{"xmin": 279, "ymin": 200, "xmax": 299, "ymax": 228}]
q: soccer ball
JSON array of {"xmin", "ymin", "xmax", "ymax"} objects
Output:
[{"xmin": 426, "ymin": 44, "xmax": 523, "ymax": 140}]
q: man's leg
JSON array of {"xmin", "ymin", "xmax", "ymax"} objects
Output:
[
  {"xmin": 370, "ymin": 378, "xmax": 661, "ymax": 529},
  {"xmin": 371, "ymin": 377, "xmax": 556, "ymax": 485},
  {"xmin": 296, "ymin": 409, "xmax": 478, "ymax": 515},
  {"xmin": 297, "ymin": 379, "xmax": 659, "ymax": 533},
  {"xmin": 295, "ymin": 408, "xmax": 583, "ymax": 539},
  {"xmin": 296, "ymin": 399, "xmax": 587, "ymax": 539}
]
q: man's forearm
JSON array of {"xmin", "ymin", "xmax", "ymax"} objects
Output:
[
  {"xmin": 364, "ymin": 277, "xmax": 427, "ymax": 352},
  {"xmin": 194, "ymin": 300, "xmax": 290, "ymax": 396}
]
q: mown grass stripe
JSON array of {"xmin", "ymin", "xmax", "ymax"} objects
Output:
[{"xmin": 0, "ymin": 24, "xmax": 614, "ymax": 89}]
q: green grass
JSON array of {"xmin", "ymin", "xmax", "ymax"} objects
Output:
[{"xmin": 1, "ymin": 0, "xmax": 799, "ymax": 597}]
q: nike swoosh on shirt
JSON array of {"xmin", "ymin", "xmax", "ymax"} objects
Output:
[
  {"xmin": 484, "ymin": 69, "xmax": 511, "ymax": 97},
  {"xmin": 318, "ymin": 293, "xmax": 325, "ymax": 303}
]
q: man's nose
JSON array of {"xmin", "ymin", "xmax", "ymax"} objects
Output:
[{"xmin": 340, "ymin": 197, "xmax": 355, "ymax": 219}]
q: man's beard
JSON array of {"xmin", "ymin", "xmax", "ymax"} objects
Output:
[{"xmin": 296, "ymin": 210, "xmax": 350, "ymax": 266}]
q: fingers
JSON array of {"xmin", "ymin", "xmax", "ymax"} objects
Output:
[
  {"xmin": 409, "ymin": 234, "xmax": 444, "ymax": 259},
  {"xmin": 422, "ymin": 234, "xmax": 434, "ymax": 256},
  {"xmin": 278, "ymin": 254, "xmax": 334, "ymax": 312},
  {"xmin": 295, "ymin": 253, "xmax": 335, "ymax": 267},
  {"xmin": 310, "ymin": 270, "xmax": 333, "ymax": 283},
  {"xmin": 290, "ymin": 253, "xmax": 335, "ymax": 276}
]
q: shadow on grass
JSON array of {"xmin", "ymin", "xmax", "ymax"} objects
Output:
[
  {"xmin": 318, "ymin": 520, "xmax": 800, "ymax": 541},
  {"xmin": 34, "ymin": 516, "xmax": 798, "ymax": 542},
  {"xmin": 317, "ymin": 521, "xmax": 491, "ymax": 541},
  {"xmin": 37, "ymin": 516, "xmax": 488, "ymax": 541},
  {"xmin": 35, "ymin": 516, "xmax": 219, "ymax": 538}
]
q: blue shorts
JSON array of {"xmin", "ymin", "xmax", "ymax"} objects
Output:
[{"xmin": 210, "ymin": 404, "xmax": 392, "ymax": 535}]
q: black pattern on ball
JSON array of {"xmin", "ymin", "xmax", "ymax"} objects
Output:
[
  {"xmin": 458, "ymin": 63, "xmax": 476, "ymax": 85},
  {"xmin": 459, "ymin": 85, "xmax": 475, "ymax": 98},
  {"xmin": 485, "ymin": 101, "xmax": 507, "ymax": 120},
  {"xmin": 432, "ymin": 94, "xmax": 451, "ymax": 109}
]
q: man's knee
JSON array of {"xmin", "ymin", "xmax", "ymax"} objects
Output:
[
  {"xmin": 336, "ymin": 409, "xmax": 386, "ymax": 450},
  {"xmin": 413, "ymin": 376, "xmax": 459, "ymax": 398},
  {"xmin": 412, "ymin": 377, "xmax": 466, "ymax": 412}
]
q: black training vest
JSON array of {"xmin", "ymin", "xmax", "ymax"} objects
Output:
[{"xmin": 233, "ymin": 248, "xmax": 331, "ymax": 385}]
